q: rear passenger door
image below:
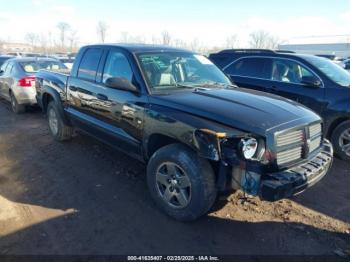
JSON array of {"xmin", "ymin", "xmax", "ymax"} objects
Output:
[
  {"xmin": 224, "ymin": 57, "xmax": 272, "ymax": 93},
  {"xmin": 266, "ymin": 58, "xmax": 326, "ymax": 114}
]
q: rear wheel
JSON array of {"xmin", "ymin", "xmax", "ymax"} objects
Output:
[
  {"xmin": 47, "ymin": 101, "xmax": 73, "ymax": 141},
  {"xmin": 10, "ymin": 92, "xmax": 25, "ymax": 114},
  {"xmin": 147, "ymin": 144, "xmax": 217, "ymax": 221},
  {"xmin": 331, "ymin": 120, "xmax": 350, "ymax": 162}
]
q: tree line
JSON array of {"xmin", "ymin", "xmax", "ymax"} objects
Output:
[{"xmin": 2, "ymin": 20, "xmax": 282, "ymax": 55}]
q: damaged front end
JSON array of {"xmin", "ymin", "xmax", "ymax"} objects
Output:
[{"xmin": 193, "ymin": 128, "xmax": 334, "ymax": 202}]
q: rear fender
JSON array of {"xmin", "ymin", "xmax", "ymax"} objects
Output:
[{"xmin": 42, "ymin": 86, "xmax": 71, "ymax": 126}]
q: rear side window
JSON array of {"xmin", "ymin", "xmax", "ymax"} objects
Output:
[
  {"xmin": 0, "ymin": 61, "xmax": 9, "ymax": 72},
  {"xmin": 6, "ymin": 63, "xmax": 14, "ymax": 74},
  {"xmin": 20, "ymin": 60, "xmax": 67, "ymax": 73},
  {"xmin": 225, "ymin": 57, "xmax": 270, "ymax": 79},
  {"xmin": 78, "ymin": 48, "xmax": 103, "ymax": 81}
]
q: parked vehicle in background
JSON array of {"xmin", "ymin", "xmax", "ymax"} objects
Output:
[
  {"xmin": 209, "ymin": 49, "xmax": 350, "ymax": 161},
  {"xmin": 5, "ymin": 52, "xmax": 46, "ymax": 57},
  {"xmin": 0, "ymin": 55, "xmax": 14, "ymax": 67},
  {"xmin": 58, "ymin": 57, "xmax": 75, "ymax": 69},
  {"xmin": 36, "ymin": 44, "xmax": 333, "ymax": 221},
  {"xmin": 0, "ymin": 57, "xmax": 67, "ymax": 113},
  {"xmin": 340, "ymin": 58, "xmax": 350, "ymax": 71}
]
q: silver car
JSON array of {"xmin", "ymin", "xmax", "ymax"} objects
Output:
[{"xmin": 0, "ymin": 58, "xmax": 67, "ymax": 113}]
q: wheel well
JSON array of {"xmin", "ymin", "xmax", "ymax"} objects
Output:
[
  {"xmin": 327, "ymin": 117, "xmax": 350, "ymax": 138},
  {"xmin": 146, "ymin": 134, "xmax": 180, "ymax": 159},
  {"xmin": 42, "ymin": 93, "xmax": 54, "ymax": 113}
]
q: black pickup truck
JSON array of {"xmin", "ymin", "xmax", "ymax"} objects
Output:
[{"xmin": 36, "ymin": 44, "xmax": 333, "ymax": 221}]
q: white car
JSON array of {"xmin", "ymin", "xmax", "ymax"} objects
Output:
[{"xmin": 0, "ymin": 58, "xmax": 67, "ymax": 113}]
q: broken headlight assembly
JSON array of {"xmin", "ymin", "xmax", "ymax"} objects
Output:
[
  {"xmin": 239, "ymin": 138, "xmax": 258, "ymax": 159},
  {"xmin": 238, "ymin": 137, "xmax": 266, "ymax": 162}
]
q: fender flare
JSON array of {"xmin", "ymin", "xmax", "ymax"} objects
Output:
[{"xmin": 41, "ymin": 86, "xmax": 71, "ymax": 126}]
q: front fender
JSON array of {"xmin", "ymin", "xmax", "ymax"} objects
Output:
[{"xmin": 143, "ymin": 104, "xmax": 247, "ymax": 161}]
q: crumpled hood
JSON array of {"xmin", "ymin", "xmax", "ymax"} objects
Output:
[{"xmin": 149, "ymin": 88, "xmax": 321, "ymax": 135}]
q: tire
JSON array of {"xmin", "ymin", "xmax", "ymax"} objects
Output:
[
  {"xmin": 10, "ymin": 92, "xmax": 25, "ymax": 114},
  {"xmin": 47, "ymin": 101, "xmax": 73, "ymax": 141},
  {"xmin": 147, "ymin": 143, "xmax": 217, "ymax": 221},
  {"xmin": 331, "ymin": 120, "xmax": 350, "ymax": 162}
]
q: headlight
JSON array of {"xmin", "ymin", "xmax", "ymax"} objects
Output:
[{"xmin": 240, "ymin": 138, "xmax": 258, "ymax": 159}]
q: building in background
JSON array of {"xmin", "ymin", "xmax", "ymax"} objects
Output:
[
  {"xmin": 0, "ymin": 42, "xmax": 33, "ymax": 54},
  {"xmin": 279, "ymin": 35, "xmax": 350, "ymax": 58},
  {"xmin": 279, "ymin": 43, "xmax": 350, "ymax": 58}
]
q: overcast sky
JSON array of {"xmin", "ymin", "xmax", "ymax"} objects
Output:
[{"xmin": 1, "ymin": 0, "xmax": 350, "ymax": 47}]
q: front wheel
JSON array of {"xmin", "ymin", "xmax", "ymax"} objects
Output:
[
  {"xmin": 147, "ymin": 144, "xmax": 217, "ymax": 221},
  {"xmin": 331, "ymin": 120, "xmax": 350, "ymax": 162},
  {"xmin": 47, "ymin": 101, "xmax": 73, "ymax": 141}
]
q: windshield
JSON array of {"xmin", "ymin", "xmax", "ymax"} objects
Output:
[
  {"xmin": 303, "ymin": 55, "xmax": 350, "ymax": 87},
  {"xmin": 137, "ymin": 52, "xmax": 231, "ymax": 91},
  {"xmin": 20, "ymin": 60, "xmax": 67, "ymax": 73}
]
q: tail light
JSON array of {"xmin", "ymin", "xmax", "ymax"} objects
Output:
[{"xmin": 18, "ymin": 76, "xmax": 35, "ymax": 87}]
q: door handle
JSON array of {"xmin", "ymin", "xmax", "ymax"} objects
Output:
[
  {"xmin": 96, "ymin": 93, "xmax": 108, "ymax": 101},
  {"xmin": 69, "ymin": 86, "xmax": 78, "ymax": 91}
]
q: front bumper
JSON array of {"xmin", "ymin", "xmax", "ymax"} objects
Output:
[{"xmin": 260, "ymin": 139, "xmax": 333, "ymax": 201}]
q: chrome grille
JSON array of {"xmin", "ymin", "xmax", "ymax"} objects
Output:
[
  {"xmin": 309, "ymin": 136, "xmax": 322, "ymax": 153},
  {"xmin": 276, "ymin": 130, "xmax": 303, "ymax": 147},
  {"xmin": 277, "ymin": 146, "xmax": 303, "ymax": 165},
  {"xmin": 309, "ymin": 124, "xmax": 322, "ymax": 154},
  {"xmin": 275, "ymin": 123, "xmax": 323, "ymax": 166},
  {"xmin": 309, "ymin": 124, "xmax": 322, "ymax": 138}
]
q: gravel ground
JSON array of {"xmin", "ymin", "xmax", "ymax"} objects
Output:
[{"xmin": 0, "ymin": 99, "xmax": 349, "ymax": 256}]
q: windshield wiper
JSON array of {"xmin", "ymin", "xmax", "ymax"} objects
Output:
[
  {"xmin": 174, "ymin": 83, "xmax": 196, "ymax": 89},
  {"xmin": 193, "ymin": 82, "xmax": 237, "ymax": 89}
]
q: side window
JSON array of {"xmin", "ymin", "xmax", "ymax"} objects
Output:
[
  {"xmin": 225, "ymin": 57, "xmax": 270, "ymax": 79},
  {"xmin": 6, "ymin": 63, "xmax": 14, "ymax": 74},
  {"xmin": 4, "ymin": 62, "xmax": 13, "ymax": 75},
  {"xmin": 1, "ymin": 61, "xmax": 8, "ymax": 73},
  {"xmin": 271, "ymin": 58, "xmax": 316, "ymax": 84},
  {"xmin": 102, "ymin": 51, "xmax": 133, "ymax": 84},
  {"xmin": 78, "ymin": 48, "xmax": 103, "ymax": 81}
]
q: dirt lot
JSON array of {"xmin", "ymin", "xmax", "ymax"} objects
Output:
[{"xmin": 0, "ymin": 99, "xmax": 349, "ymax": 256}]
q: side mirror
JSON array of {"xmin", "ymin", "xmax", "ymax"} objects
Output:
[
  {"xmin": 301, "ymin": 76, "xmax": 322, "ymax": 88},
  {"xmin": 105, "ymin": 77, "xmax": 138, "ymax": 93},
  {"xmin": 0, "ymin": 70, "xmax": 3, "ymax": 74},
  {"xmin": 345, "ymin": 64, "xmax": 350, "ymax": 70}
]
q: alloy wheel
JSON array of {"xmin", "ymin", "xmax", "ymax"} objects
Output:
[
  {"xmin": 339, "ymin": 128, "xmax": 350, "ymax": 157},
  {"xmin": 155, "ymin": 162, "xmax": 192, "ymax": 209}
]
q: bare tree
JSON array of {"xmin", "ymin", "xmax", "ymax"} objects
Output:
[
  {"xmin": 161, "ymin": 31, "xmax": 171, "ymax": 45},
  {"xmin": 249, "ymin": 30, "xmax": 279, "ymax": 49},
  {"xmin": 190, "ymin": 38, "xmax": 200, "ymax": 52},
  {"xmin": 120, "ymin": 32, "xmax": 129, "ymax": 43},
  {"xmin": 68, "ymin": 30, "xmax": 79, "ymax": 52},
  {"xmin": 151, "ymin": 35, "xmax": 160, "ymax": 45},
  {"xmin": 25, "ymin": 33, "xmax": 39, "ymax": 48},
  {"xmin": 225, "ymin": 34, "xmax": 239, "ymax": 49},
  {"xmin": 0, "ymin": 39, "xmax": 4, "ymax": 53},
  {"xmin": 57, "ymin": 22, "xmax": 71, "ymax": 49},
  {"xmin": 38, "ymin": 33, "xmax": 48, "ymax": 53},
  {"xmin": 173, "ymin": 38, "xmax": 186, "ymax": 48},
  {"xmin": 96, "ymin": 21, "xmax": 108, "ymax": 43}
]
